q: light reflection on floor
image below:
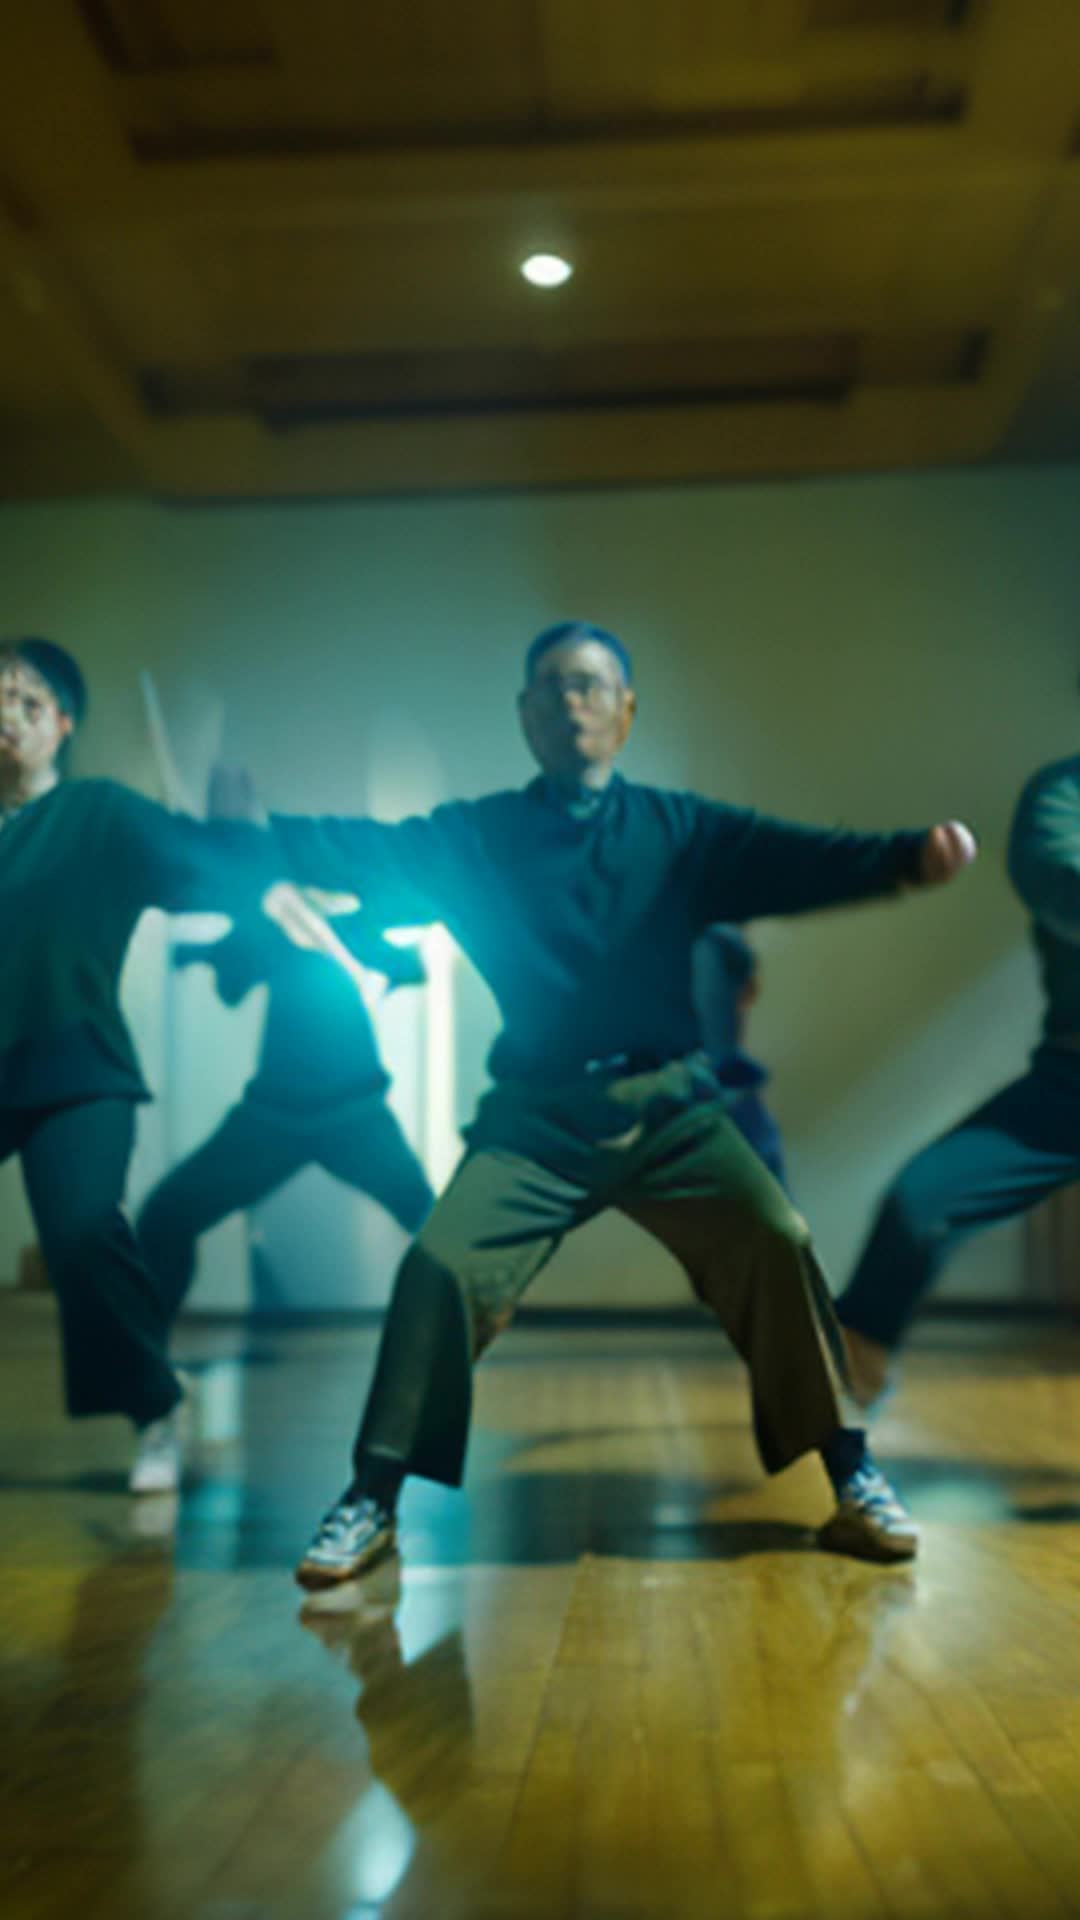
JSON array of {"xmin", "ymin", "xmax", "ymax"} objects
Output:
[
  {"xmin": 5, "ymin": 1308, "xmax": 1080, "ymax": 1919},
  {"xmin": 297, "ymin": 1557, "xmax": 479, "ymax": 1914}
]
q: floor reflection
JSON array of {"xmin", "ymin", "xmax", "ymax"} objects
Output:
[
  {"xmin": 1, "ymin": 1533, "xmax": 176, "ymax": 1907},
  {"xmin": 298, "ymin": 1558, "xmax": 475, "ymax": 1914},
  {"xmin": 6, "ymin": 1314, "xmax": 1080, "ymax": 1918}
]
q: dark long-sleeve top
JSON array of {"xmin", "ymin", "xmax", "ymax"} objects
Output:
[
  {"xmin": 1, "ymin": 779, "xmax": 273, "ymax": 1108},
  {"xmin": 187, "ymin": 910, "xmax": 425, "ymax": 1111},
  {"xmin": 1007, "ymin": 754, "xmax": 1080, "ymax": 1041},
  {"xmin": 272, "ymin": 774, "xmax": 927, "ymax": 1082},
  {"xmin": 692, "ymin": 923, "xmax": 758, "ymax": 1061}
]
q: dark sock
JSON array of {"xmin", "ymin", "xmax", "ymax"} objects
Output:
[
  {"xmin": 820, "ymin": 1426, "xmax": 869, "ymax": 1493},
  {"xmin": 347, "ymin": 1454, "xmax": 405, "ymax": 1514}
]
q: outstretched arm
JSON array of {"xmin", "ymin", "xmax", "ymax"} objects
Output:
[
  {"xmin": 694, "ymin": 800, "xmax": 976, "ymax": 925},
  {"xmin": 158, "ymin": 761, "xmax": 456, "ymax": 997},
  {"xmin": 268, "ymin": 807, "xmax": 461, "ymax": 928},
  {"xmin": 204, "ymin": 762, "xmax": 365, "ymax": 973},
  {"xmin": 112, "ymin": 784, "xmax": 279, "ymax": 916}
]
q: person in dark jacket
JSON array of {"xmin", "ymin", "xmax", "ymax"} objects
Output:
[
  {"xmin": 0, "ymin": 635, "xmax": 272, "ymax": 1489},
  {"xmin": 837, "ymin": 752, "xmax": 1080, "ymax": 1410},
  {"xmin": 255, "ymin": 620, "xmax": 976, "ymax": 1586}
]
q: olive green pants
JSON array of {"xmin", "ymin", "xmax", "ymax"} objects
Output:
[{"xmin": 353, "ymin": 1059, "xmax": 848, "ymax": 1487}]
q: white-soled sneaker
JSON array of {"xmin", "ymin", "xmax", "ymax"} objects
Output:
[
  {"xmin": 295, "ymin": 1494, "xmax": 397, "ymax": 1591},
  {"xmin": 128, "ymin": 1491, "xmax": 180, "ymax": 1540},
  {"xmin": 818, "ymin": 1461, "xmax": 919, "ymax": 1563},
  {"xmin": 129, "ymin": 1394, "xmax": 186, "ymax": 1495}
]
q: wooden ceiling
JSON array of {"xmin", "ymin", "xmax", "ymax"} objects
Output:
[{"xmin": 1, "ymin": 0, "xmax": 1079, "ymax": 499}]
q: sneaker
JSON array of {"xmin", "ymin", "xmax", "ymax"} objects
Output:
[
  {"xmin": 295, "ymin": 1494, "xmax": 397, "ymax": 1591},
  {"xmin": 128, "ymin": 1491, "xmax": 180, "ymax": 1541},
  {"xmin": 819, "ymin": 1461, "xmax": 919, "ymax": 1563},
  {"xmin": 129, "ymin": 1401, "xmax": 185, "ymax": 1495}
]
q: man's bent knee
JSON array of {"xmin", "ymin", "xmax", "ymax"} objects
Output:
[
  {"xmin": 472, "ymin": 1302, "xmax": 516, "ymax": 1358},
  {"xmin": 463, "ymin": 1267, "xmax": 523, "ymax": 1359},
  {"xmin": 880, "ymin": 1170, "xmax": 947, "ymax": 1250}
]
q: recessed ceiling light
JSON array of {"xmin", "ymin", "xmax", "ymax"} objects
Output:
[{"xmin": 520, "ymin": 252, "xmax": 573, "ymax": 288}]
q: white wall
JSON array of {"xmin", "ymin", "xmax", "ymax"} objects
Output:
[{"xmin": 1, "ymin": 464, "xmax": 1076, "ymax": 1308}]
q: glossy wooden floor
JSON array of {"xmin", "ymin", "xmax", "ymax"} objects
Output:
[{"xmin": 4, "ymin": 1299, "xmax": 1080, "ymax": 1920}]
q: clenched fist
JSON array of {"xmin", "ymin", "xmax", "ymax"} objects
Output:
[{"xmin": 919, "ymin": 820, "xmax": 978, "ymax": 886}]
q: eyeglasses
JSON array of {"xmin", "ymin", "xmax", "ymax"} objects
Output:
[{"xmin": 527, "ymin": 670, "xmax": 623, "ymax": 708}]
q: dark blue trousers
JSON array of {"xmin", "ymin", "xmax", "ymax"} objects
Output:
[
  {"xmin": 1, "ymin": 1099, "xmax": 181, "ymax": 1424},
  {"xmin": 836, "ymin": 1044, "xmax": 1080, "ymax": 1350}
]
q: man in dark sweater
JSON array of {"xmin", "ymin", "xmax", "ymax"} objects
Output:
[
  {"xmin": 837, "ymin": 752, "xmax": 1080, "ymax": 1409},
  {"xmin": 135, "ymin": 907, "xmax": 434, "ymax": 1456},
  {"xmin": 0, "ymin": 636, "xmax": 272, "ymax": 1489},
  {"xmin": 263, "ymin": 620, "xmax": 976, "ymax": 1587}
]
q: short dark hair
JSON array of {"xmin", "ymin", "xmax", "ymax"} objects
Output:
[
  {"xmin": 525, "ymin": 620, "xmax": 633, "ymax": 687},
  {"xmin": 0, "ymin": 636, "xmax": 88, "ymax": 726}
]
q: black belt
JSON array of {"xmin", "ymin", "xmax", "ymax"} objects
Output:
[
  {"xmin": 493, "ymin": 1046, "xmax": 695, "ymax": 1086},
  {"xmin": 582, "ymin": 1049, "xmax": 674, "ymax": 1077}
]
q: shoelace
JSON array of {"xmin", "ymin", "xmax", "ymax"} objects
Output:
[
  {"xmin": 845, "ymin": 1468, "xmax": 905, "ymax": 1517},
  {"xmin": 314, "ymin": 1500, "xmax": 384, "ymax": 1545},
  {"xmin": 315, "ymin": 1504, "xmax": 359, "ymax": 1541}
]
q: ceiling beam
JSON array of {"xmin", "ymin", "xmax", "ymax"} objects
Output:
[
  {"xmin": 0, "ymin": 202, "xmax": 154, "ymax": 470},
  {"xmin": 966, "ymin": 171, "xmax": 1080, "ymax": 444},
  {"xmin": 117, "ymin": 125, "xmax": 1021, "ymax": 231},
  {"xmin": 132, "ymin": 378, "xmax": 1003, "ymax": 501}
]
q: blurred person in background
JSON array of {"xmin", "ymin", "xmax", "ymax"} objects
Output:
[
  {"xmin": 693, "ymin": 924, "xmax": 788, "ymax": 1192},
  {"xmin": 136, "ymin": 899, "xmax": 433, "ymax": 1490},
  {"xmin": 0, "ymin": 636, "xmax": 274, "ymax": 1496},
  {"xmin": 837, "ymin": 748, "xmax": 1080, "ymax": 1410}
]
